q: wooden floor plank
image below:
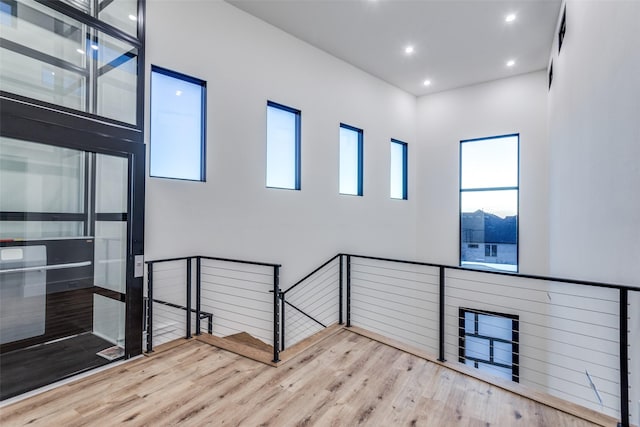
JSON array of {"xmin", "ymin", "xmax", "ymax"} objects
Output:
[{"xmin": 0, "ymin": 329, "xmax": 614, "ymax": 427}]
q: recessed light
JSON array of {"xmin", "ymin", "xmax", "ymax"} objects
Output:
[
  {"xmin": 423, "ymin": 79, "xmax": 431, "ymax": 87},
  {"xmin": 90, "ymin": 44, "xmax": 99, "ymax": 50},
  {"xmin": 76, "ymin": 48, "xmax": 84, "ymax": 54},
  {"xmin": 128, "ymin": 14, "xmax": 137, "ymax": 21},
  {"xmin": 176, "ymin": 90, "xmax": 182, "ymax": 96},
  {"xmin": 505, "ymin": 13, "xmax": 516, "ymax": 23},
  {"xmin": 506, "ymin": 59, "xmax": 516, "ymax": 67},
  {"xmin": 404, "ymin": 45, "xmax": 414, "ymax": 55},
  {"xmin": 51, "ymin": 72, "xmax": 55, "ymax": 76}
]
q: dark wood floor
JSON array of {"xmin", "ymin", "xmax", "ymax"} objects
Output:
[
  {"xmin": 0, "ymin": 329, "xmax": 613, "ymax": 426},
  {"xmin": 0, "ymin": 333, "xmax": 113, "ymax": 400}
]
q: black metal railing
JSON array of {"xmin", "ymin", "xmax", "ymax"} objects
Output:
[
  {"xmin": 145, "ymin": 255, "xmax": 282, "ymax": 362},
  {"xmin": 339, "ymin": 253, "xmax": 637, "ymax": 427}
]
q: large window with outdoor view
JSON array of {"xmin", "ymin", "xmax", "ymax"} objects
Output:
[{"xmin": 460, "ymin": 134, "xmax": 518, "ymax": 272}]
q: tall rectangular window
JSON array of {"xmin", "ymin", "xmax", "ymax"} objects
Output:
[
  {"xmin": 459, "ymin": 308, "xmax": 519, "ymax": 382},
  {"xmin": 339, "ymin": 124, "xmax": 363, "ymax": 196},
  {"xmin": 150, "ymin": 66, "xmax": 206, "ymax": 181},
  {"xmin": 390, "ymin": 139, "xmax": 408, "ymax": 200},
  {"xmin": 460, "ymin": 134, "xmax": 518, "ymax": 272},
  {"xmin": 266, "ymin": 101, "xmax": 301, "ymax": 190}
]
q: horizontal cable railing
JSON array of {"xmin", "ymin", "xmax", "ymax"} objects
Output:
[
  {"xmin": 144, "ymin": 251, "xmax": 636, "ymax": 426},
  {"xmin": 281, "ymin": 254, "xmax": 341, "ymax": 350},
  {"xmin": 145, "ymin": 255, "xmax": 282, "ymax": 362},
  {"xmin": 343, "ymin": 253, "xmax": 637, "ymax": 427}
]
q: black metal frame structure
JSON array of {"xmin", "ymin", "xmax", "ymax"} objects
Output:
[
  {"xmin": 390, "ymin": 138, "xmax": 408, "ymax": 200},
  {"xmin": 266, "ymin": 100, "xmax": 302, "ymax": 191},
  {"xmin": 339, "ymin": 123, "xmax": 364, "ymax": 196},
  {"xmin": 458, "ymin": 307, "xmax": 520, "ymax": 383},
  {"xmin": 149, "ymin": 65, "xmax": 207, "ymax": 182},
  {"xmin": 0, "ymin": 0, "xmax": 146, "ymax": 361},
  {"xmin": 459, "ymin": 133, "xmax": 520, "ymax": 272}
]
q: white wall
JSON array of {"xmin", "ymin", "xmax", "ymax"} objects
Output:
[
  {"xmin": 415, "ymin": 71, "xmax": 550, "ymax": 274},
  {"xmin": 144, "ymin": 0, "xmax": 417, "ymax": 287},
  {"xmin": 547, "ymin": 0, "xmax": 640, "ymax": 286},
  {"xmin": 546, "ymin": 1, "xmax": 640, "ymax": 424}
]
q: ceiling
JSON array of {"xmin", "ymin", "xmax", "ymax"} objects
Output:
[{"xmin": 226, "ymin": 0, "xmax": 562, "ymax": 96}]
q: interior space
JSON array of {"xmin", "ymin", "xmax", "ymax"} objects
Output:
[{"xmin": 0, "ymin": 0, "xmax": 638, "ymax": 426}]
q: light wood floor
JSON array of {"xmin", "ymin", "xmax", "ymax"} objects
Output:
[{"xmin": 0, "ymin": 329, "xmax": 609, "ymax": 426}]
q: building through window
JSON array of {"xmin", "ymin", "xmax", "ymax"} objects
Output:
[{"xmin": 460, "ymin": 134, "xmax": 519, "ymax": 272}]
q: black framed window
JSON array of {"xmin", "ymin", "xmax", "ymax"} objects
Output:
[
  {"xmin": 459, "ymin": 308, "xmax": 519, "ymax": 382},
  {"xmin": 339, "ymin": 123, "xmax": 363, "ymax": 196},
  {"xmin": 460, "ymin": 134, "xmax": 519, "ymax": 272},
  {"xmin": 150, "ymin": 66, "xmax": 206, "ymax": 182},
  {"xmin": 266, "ymin": 101, "xmax": 301, "ymax": 190},
  {"xmin": 390, "ymin": 139, "xmax": 408, "ymax": 200}
]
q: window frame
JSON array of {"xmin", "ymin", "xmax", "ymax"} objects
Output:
[
  {"xmin": 459, "ymin": 133, "xmax": 519, "ymax": 272},
  {"xmin": 458, "ymin": 307, "xmax": 520, "ymax": 383},
  {"xmin": 266, "ymin": 100, "xmax": 301, "ymax": 191},
  {"xmin": 390, "ymin": 138, "xmax": 408, "ymax": 200},
  {"xmin": 149, "ymin": 65, "xmax": 207, "ymax": 182},
  {"xmin": 339, "ymin": 123, "xmax": 363, "ymax": 196}
]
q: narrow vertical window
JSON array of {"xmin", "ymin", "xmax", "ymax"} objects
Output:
[
  {"xmin": 460, "ymin": 134, "xmax": 518, "ymax": 272},
  {"xmin": 266, "ymin": 101, "xmax": 301, "ymax": 190},
  {"xmin": 150, "ymin": 66, "xmax": 206, "ymax": 181},
  {"xmin": 390, "ymin": 139, "xmax": 408, "ymax": 200},
  {"xmin": 459, "ymin": 308, "xmax": 519, "ymax": 382},
  {"xmin": 339, "ymin": 124, "xmax": 363, "ymax": 196}
]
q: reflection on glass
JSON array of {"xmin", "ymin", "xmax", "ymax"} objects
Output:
[
  {"xmin": 0, "ymin": 221, "xmax": 84, "ymax": 240},
  {"xmin": 94, "ymin": 221, "xmax": 127, "ymax": 294},
  {"xmin": 390, "ymin": 140, "xmax": 406, "ymax": 199},
  {"xmin": 96, "ymin": 154, "xmax": 128, "ymax": 213},
  {"xmin": 0, "ymin": 137, "xmax": 85, "ymax": 213},
  {"xmin": 150, "ymin": 69, "xmax": 205, "ymax": 180},
  {"xmin": 266, "ymin": 104, "xmax": 298, "ymax": 189},
  {"xmin": 461, "ymin": 190, "xmax": 517, "ymax": 272},
  {"xmin": 96, "ymin": 32, "xmax": 138, "ymax": 124},
  {"xmin": 461, "ymin": 135, "xmax": 518, "ymax": 189},
  {"xmin": 98, "ymin": 0, "xmax": 137, "ymax": 36},
  {"xmin": 93, "ymin": 294, "xmax": 125, "ymax": 347},
  {"xmin": 339, "ymin": 126, "xmax": 361, "ymax": 195}
]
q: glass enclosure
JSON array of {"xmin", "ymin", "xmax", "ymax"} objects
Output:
[
  {"xmin": 0, "ymin": 137, "xmax": 129, "ymax": 399},
  {"xmin": 0, "ymin": 0, "xmax": 140, "ymax": 125}
]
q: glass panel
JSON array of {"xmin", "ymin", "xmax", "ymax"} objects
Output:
[
  {"xmin": 461, "ymin": 190, "xmax": 517, "ymax": 272},
  {"xmin": 94, "ymin": 221, "xmax": 126, "ymax": 294},
  {"xmin": 390, "ymin": 140, "xmax": 405, "ymax": 199},
  {"xmin": 0, "ymin": 48, "xmax": 86, "ymax": 110},
  {"xmin": 0, "ymin": 221, "xmax": 83, "ymax": 239},
  {"xmin": 461, "ymin": 135, "xmax": 518, "ymax": 189},
  {"xmin": 464, "ymin": 311, "xmax": 475, "ymax": 334},
  {"xmin": 266, "ymin": 104, "xmax": 298, "ymax": 189},
  {"xmin": 339, "ymin": 126, "xmax": 360, "ymax": 195},
  {"xmin": 0, "ymin": 137, "xmax": 85, "ymax": 213},
  {"xmin": 465, "ymin": 336, "xmax": 490, "ymax": 360},
  {"xmin": 96, "ymin": 154, "xmax": 127, "ymax": 213},
  {"xmin": 96, "ymin": 32, "xmax": 138, "ymax": 124},
  {"xmin": 59, "ymin": 0, "xmax": 92, "ymax": 14},
  {"xmin": 98, "ymin": 0, "xmax": 137, "ymax": 36},
  {"xmin": 477, "ymin": 363, "xmax": 512, "ymax": 381},
  {"xmin": 478, "ymin": 314, "xmax": 512, "ymax": 341},
  {"xmin": 0, "ymin": 0, "xmax": 86, "ymax": 67},
  {"xmin": 150, "ymin": 69, "xmax": 205, "ymax": 180},
  {"xmin": 93, "ymin": 294, "xmax": 125, "ymax": 347},
  {"xmin": 494, "ymin": 341, "xmax": 513, "ymax": 366}
]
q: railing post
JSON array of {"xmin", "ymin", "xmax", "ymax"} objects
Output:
[
  {"xmin": 273, "ymin": 265, "xmax": 280, "ymax": 363},
  {"xmin": 438, "ymin": 266, "xmax": 446, "ymax": 362},
  {"xmin": 196, "ymin": 257, "xmax": 202, "ymax": 336},
  {"xmin": 146, "ymin": 262, "xmax": 153, "ymax": 353},
  {"xmin": 186, "ymin": 258, "xmax": 192, "ymax": 339},
  {"xmin": 619, "ymin": 288, "xmax": 629, "ymax": 427},
  {"xmin": 281, "ymin": 292, "xmax": 286, "ymax": 351},
  {"xmin": 346, "ymin": 255, "xmax": 351, "ymax": 327},
  {"xmin": 339, "ymin": 254, "xmax": 344, "ymax": 325}
]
